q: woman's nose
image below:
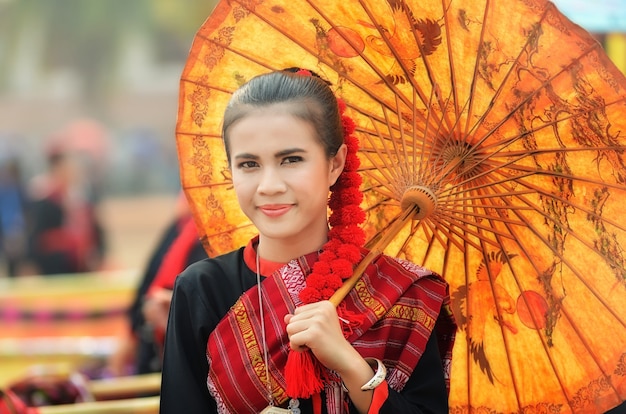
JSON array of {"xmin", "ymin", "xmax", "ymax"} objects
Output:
[{"xmin": 257, "ymin": 166, "xmax": 287, "ymax": 194}]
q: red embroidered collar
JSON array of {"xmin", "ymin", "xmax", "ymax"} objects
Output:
[{"xmin": 243, "ymin": 236, "xmax": 287, "ymax": 277}]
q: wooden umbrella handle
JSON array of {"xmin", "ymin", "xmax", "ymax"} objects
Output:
[{"xmin": 329, "ymin": 205, "xmax": 417, "ymax": 306}]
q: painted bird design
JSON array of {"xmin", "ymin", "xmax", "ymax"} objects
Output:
[
  {"xmin": 364, "ymin": 0, "xmax": 442, "ymax": 84},
  {"xmin": 451, "ymin": 250, "xmax": 518, "ymax": 384}
]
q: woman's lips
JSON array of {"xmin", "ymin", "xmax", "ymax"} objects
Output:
[{"xmin": 258, "ymin": 204, "xmax": 292, "ymax": 217}]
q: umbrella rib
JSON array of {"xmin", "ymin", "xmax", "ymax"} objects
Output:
[
  {"xmin": 474, "ymin": 41, "xmax": 604, "ymax": 149},
  {"xmin": 504, "ymin": 179, "xmax": 626, "ymax": 244},
  {"xmin": 472, "ymin": 205, "xmax": 566, "ymax": 409},
  {"xmin": 178, "ymin": 76, "xmax": 237, "ymax": 96},
  {"xmin": 414, "ymin": 84, "xmax": 440, "ymax": 185},
  {"xmin": 202, "ymin": 0, "xmax": 430, "ymax": 134},
  {"xmin": 353, "ymin": 0, "xmax": 445, "ymax": 124},
  {"xmin": 388, "ymin": 96, "xmax": 412, "ymax": 184},
  {"xmin": 412, "ymin": 87, "xmax": 424, "ymax": 184},
  {"xmin": 435, "ymin": 205, "xmax": 532, "ymax": 227},
  {"xmin": 508, "ymin": 166, "xmax": 626, "ymax": 195},
  {"xmin": 403, "ymin": 2, "xmax": 457, "ymax": 133},
  {"xmin": 485, "ymin": 180, "xmax": 626, "ymax": 305},
  {"xmin": 477, "ymin": 94, "xmax": 626, "ymax": 153},
  {"xmin": 181, "ymin": 182, "xmax": 237, "ymax": 191},
  {"xmin": 487, "ymin": 145, "xmax": 626, "ymax": 159},
  {"xmin": 441, "ymin": 165, "xmax": 626, "ymax": 239},
  {"xmin": 438, "ymin": 146, "xmax": 626, "ymax": 204},
  {"xmin": 423, "ymin": 87, "xmax": 478, "ymax": 190},
  {"xmin": 202, "ymin": 222, "xmax": 257, "ymax": 239},
  {"xmin": 434, "ymin": 212, "xmax": 516, "ymax": 244},
  {"xmin": 426, "ymin": 213, "xmax": 495, "ymax": 252},
  {"xmin": 431, "ymin": 93, "xmax": 626, "ymax": 197},
  {"xmin": 438, "ymin": 188, "xmax": 536, "ymax": 205},
  {"xmin": 174, "ymin": 131, "xmax": 222, "ymax": 139},
  {"xmin": 361, "ymin": 196, "xmax": 393, "ymax": 215},
  {"xmin": 420, "ymin": 91, "xmax": 461, "ymax": 189},
  {"xmin": 363, "ymin": 185, "xmax": 398, "ymax": 206},
  {"xmin": 460, "ymin": 221, "xmax": 473, "ymax": 408},
  {"xmin": 463, "ymin": 97, "xmax": 626, "ymax": 173},
  {"xmin": 460, "ymin": 2, "xmax": 551, "ymax": 141},
  {"xmin": 440, "ymin": 0, "xmax": 460, "ymax": 122},
  {"xmin": 462, "ymin": 12, "xmax": 604, "ymax": 149},
  {"xmin": 392, "ymin": 220, "xmax": 422, "ymax": 258},
  {"xmin": 416, "ymin": 220, "xmax": 440, "ymax": 267},
  {"xmin": 361, "ymin": 115, "xmax": 405, "ymax": 194},
  {"xmin": 483, "ymin": 189, "xmax": 626, "ymax": 408},
  {"xmin": 478, "ymin": 232, "xmax": 526, "ymax": 409},
  {"xmin": 304, "ymin": 0, "xmax": 436, "ymax": 127},
  {"xmin": 460, "ymin": 0, "xmax": 492, "ymax": 138},
  {"xmin": 422, "ymin": 216, "xmax": 475, "ymax": 253}
]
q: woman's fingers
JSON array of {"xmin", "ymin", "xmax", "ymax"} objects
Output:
[{"xmin": 283, "ymin": 301, "xmax": 352, "ymax": 368}]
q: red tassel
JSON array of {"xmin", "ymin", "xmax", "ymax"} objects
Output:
[{"xmin": 284, "ymin": 350, "xmax": 325, "ymax": 398}]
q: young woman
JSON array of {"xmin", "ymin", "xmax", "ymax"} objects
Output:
[{"xmin": 160, "ymin": 69, "xmax": 456, "ymax": 414}]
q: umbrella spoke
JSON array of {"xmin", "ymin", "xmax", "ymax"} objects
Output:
[
  {"xmin": 473, "ymin": 210, "xmax": 570, "ymax": 408},
  {"xmin": 435, "ymin": 207, "xmax": 529, "ymax": 233},
  {"xmin": 482, "ymin": 189, "xmax": 626, "ymax": 408},
  {"xmin": 482, "ymin": 182, "xmax": 626, "ymax": 312},
  {"xmin": 476, "ymin": 96, "xmax": 626, "ymax": 155},
  {"xmin": 353, "ymin": 0, "xmax": 444, "ymax": 122},
  {"xmin": 414, "ymin": 81, "xmax": 444, "ymax": 184},
  {"xmin": 423, "ymin": 217, "xmax": 472, "ymax": 254},
  {"xmin": 459, "ymin": 0, "xmax": 491, "ymax": 138},
  {"xmin": 462, "ymin": 4, "xmax": 602, "ymax": 150},
  {"xmin": 387, "ymin": 97, "xmax": 413, "ymax": 183},
  {"xmin": 361, "ymin": 118, "xmax": 406, "ymax": 194},
  {"xmin": 469, "ymin": 39, "xmax": 604, "ymax": 148}
]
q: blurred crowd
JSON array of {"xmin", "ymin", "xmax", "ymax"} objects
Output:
[
  {"xmin": 0, "ymin": 118, "xmax": 210, "ymax": 384},
  {"xmin": 0, "ymin": 121, "xmax": 108, "ymax": 278},
  {"xmin": 0, "ymin": 118, "xmax": 182, "ymax": 279}
]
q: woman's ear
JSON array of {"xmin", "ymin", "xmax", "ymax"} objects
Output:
[{"xmin": 329, "ymin": 143, "xmax": 347, "ymax": 186}]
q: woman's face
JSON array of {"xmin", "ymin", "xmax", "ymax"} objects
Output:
[{"xmin": 228, "ymin": 109, "xmax": 345, "ymax": 258}]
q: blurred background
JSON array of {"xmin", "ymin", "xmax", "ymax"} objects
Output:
[
  {"xmin": 0, "ymin": 0, "xmax": 220, "ymax": 398},
  {"xmin": 0, "ymin": 0, "xmax": 218, "ymax": 275},
  {"xmin": 0, "ymin": 0, "xmax": 625, "ymax": 408}
]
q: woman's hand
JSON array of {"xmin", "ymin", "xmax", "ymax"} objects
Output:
[
  {"xmin": 283, "ymin": 300, "xmax": 354, "ymax": 372},
  {"xmin": 284, "ymin": 301, "xmax": 377, "ymax": 413}
]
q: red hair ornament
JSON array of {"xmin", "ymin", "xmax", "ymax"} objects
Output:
[{"xmin": 283, "ymin": 69, "xmax": 366, "ymax": 400}]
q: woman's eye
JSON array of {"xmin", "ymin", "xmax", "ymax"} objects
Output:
[
  {"xmin": 282, "ymin": 156, "xmax": 303, "ymax": 165},
  {"xmin": 238, "ymin": 161, "xmax": 258, "ymax": 169}
]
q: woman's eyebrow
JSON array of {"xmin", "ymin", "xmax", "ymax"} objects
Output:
[
  {"xmin": 233, "ymin": 147, "xmax": 305, "ymax": 160},
  {"xmin": 233, "ymin": 152, "xmax": 259, "ymax": 160},
  {"xmin": 275, "ymin": 148, "xmax": 305, "ymax": 157}
]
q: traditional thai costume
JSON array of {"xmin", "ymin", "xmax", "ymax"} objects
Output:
[{"xmin": 160, "ymin": 238, "xmax": 456, "ymax": 414}]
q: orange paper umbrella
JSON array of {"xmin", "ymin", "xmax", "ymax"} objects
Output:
[{"xmin": 175, "ymin": 0, "xmax": 626, "ymax": 412}]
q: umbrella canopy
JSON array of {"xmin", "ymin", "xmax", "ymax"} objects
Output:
[{"xmin": 175, "ymin": 0, "xmax": 626, "ymax": 412}]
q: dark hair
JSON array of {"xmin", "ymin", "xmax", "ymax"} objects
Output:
[{"xmin": 222, "ymin": 70, "xmax": 344, "ymax": 165}]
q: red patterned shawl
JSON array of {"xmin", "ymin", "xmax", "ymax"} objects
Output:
[{"xmin": 206, "ymin": 249, "xmax": 456, "ymax": 413}]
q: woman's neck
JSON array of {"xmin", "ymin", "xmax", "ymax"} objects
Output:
[{"xmin": 257, "ymin": 231, "xmax": 328, "ymax": 263}]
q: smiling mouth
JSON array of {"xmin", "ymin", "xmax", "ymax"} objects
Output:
[{"xmin": 259, "ymin": 204, "xmax": 292, "ymax": 217}]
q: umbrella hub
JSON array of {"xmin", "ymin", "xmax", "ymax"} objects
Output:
[
  {"xmin": 400, "ymin": 185, "xmax": 437, "ymax": 220},
  {"xmin": 436, "ymin": 140, "xmax": 483, "ymax": 182}
]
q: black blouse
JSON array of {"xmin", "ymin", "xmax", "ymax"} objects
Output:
[{"xmin": 160, "ymin": 248, "xmax": 449, "ymax": 413}]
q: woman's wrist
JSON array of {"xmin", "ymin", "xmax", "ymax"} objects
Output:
[
  {"xmin": 341, "ymin": 358, "xmax": 387, "ymax": 392},
  {"xmin": 359, "ymin": 358, "xmax": 387, "ymax": 390}
]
